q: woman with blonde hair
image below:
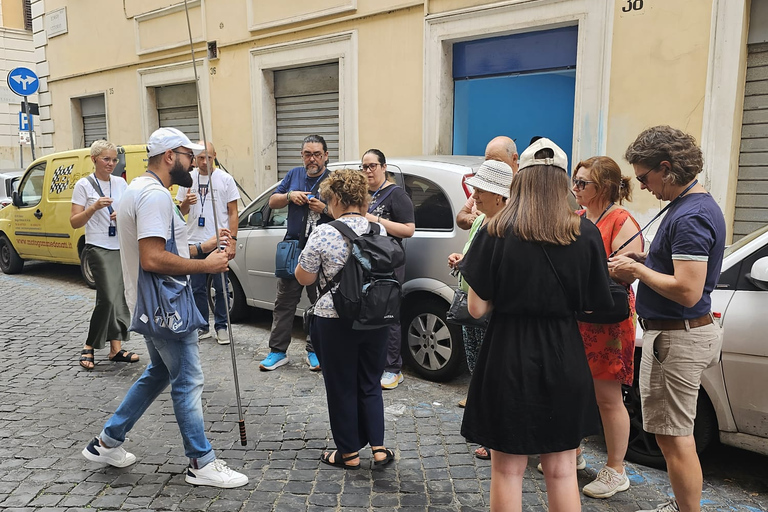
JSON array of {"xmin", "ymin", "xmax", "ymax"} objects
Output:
[
  {"xmin": 570, "ymin": 156, "xmax": 643, "ymax": 499},
  {"xmin": 459, "ymin": 139, "xmax": 613, "ymax": 511},
  {"xmin": 296, "ymin": 168, "xmax": 396, "ymax": 470},
  {"xmin": 70, "ymin": 140, "xmax": 138, "ymax": 369}
]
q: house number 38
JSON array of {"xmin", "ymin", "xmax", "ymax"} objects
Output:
[{"xmin": 622, "ymin": 0, "xmax": 643, "ymax": 12}]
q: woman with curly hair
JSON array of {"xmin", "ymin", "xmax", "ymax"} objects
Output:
[{"xmin": 295, "ymin": 168, "xmax": 396, "ymax": 470}]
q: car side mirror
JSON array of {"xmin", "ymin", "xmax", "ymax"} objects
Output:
[
  {"xmin": 11, "ymin": 190, "xmax": 22, "ymax": 207},
  {"xmin": 248, "ymin": 211, "xmax": 264, "ymax": 227},
  {"xmin": 746, "ymin": 256, "xmax": 768, "ymax": 291}
]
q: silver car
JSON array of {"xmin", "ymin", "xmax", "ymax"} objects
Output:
[
  {"xmin": 624, "ymin": 223, "xmax": 768, "ymax": 466},
  {"xmin": 224, "ymin": 156, "xmax": 482, "ymax": 381}
]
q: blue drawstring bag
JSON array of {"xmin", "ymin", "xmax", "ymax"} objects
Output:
[{"xmin": 129, "ymin": 216, "xmax": 207, "ymax": 340}]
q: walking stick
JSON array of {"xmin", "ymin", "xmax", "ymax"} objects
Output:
[{"xmin": 182, "ymin": 0, "xmax": 247, "ymax": 446}]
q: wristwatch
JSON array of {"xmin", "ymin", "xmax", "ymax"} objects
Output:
[
  {"xmin": 322, "ymin": 205, "xmax": 329, "ymax": 215},
  {"xmin": 195, "ymin": 242, "xmax": 203, "ymax": 257}
]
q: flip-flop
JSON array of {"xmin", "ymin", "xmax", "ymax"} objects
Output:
[
  {"xmin": 79, "ymin": 348, "xmax": 95, "ymax": 370},
  {"xmin": 475, "ymin": 446, "xmax": 491, "ymax": 460},
  {"xmin": 372, "ymin": 448, "xmax": 395, "ymax": 468},
  {"xmin": 320, "ymin": 450, "xmax": 359, "ymax": 470},
  {"xmin": 109, "ymin": 349, "xmax": 139, "ymax": 363}
]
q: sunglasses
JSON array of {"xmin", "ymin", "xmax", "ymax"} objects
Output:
[
  {"xmin": 571, "ymin": 178, "xmax": 596, "ymax": 191},
  {"xmin": 636, "ymin": 164, "xmax": 660, "ymax": 185}
]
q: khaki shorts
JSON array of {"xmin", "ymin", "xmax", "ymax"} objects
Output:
[{"xmin": 639, "ymin": 321, "xmax": 722, "ymax": 436}]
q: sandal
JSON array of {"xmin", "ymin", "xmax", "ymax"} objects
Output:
[
  {"xmin": 320, "ymin": 450, "xmax": 359, "ymax": 470},
  {"xmin": 475, "ymin": 446, "xmax": 491, "ymax": 460},
  {"xmin": 109, "ymin": 350, "xmax": 139, "ymax": 363},
  {"xmin": 372, "ymin": 448, "xmax": 395, "ymax": 468},
  {"xmin": 79, "ymin": 348, "xmax": 95, "ymax": 370}
]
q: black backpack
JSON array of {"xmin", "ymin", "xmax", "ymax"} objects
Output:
[{"xmin": 319, "ymin": 220, "xmax": 405, "ymax": 330}]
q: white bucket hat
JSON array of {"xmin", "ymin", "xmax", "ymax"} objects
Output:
[{"xmin": 465, "ymin": 160, "xmax": 514, "ymax": 198}]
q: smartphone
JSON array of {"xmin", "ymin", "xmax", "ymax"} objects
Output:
[{"xmin": 307, "ymin": 194, "xmax": 315, "ymax": 200}]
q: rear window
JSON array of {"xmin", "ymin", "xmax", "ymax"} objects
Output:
[{"xmin": 404, "ymin": 174, "xmax": 453, "ymax": 230}]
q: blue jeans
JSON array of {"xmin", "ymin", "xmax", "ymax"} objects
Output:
[
  {"xmin": 191, "ymin": 271, "xmax": 227, "ymax": 332},
  {"xmin": 99, "ymin": 331, "xmax": 215, "ymax": 468}
]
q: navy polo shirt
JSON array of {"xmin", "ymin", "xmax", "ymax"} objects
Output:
[{"xmin": 273, "ymin": 166, "xmax": 328, "ymax": 242}]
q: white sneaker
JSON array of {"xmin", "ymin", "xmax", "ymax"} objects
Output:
[
  {"xmin": 198, "ymin": 329, "xmax": 212, "ymax": 340},
  {"xmin": 582, "ymin": 465, "xmax": 630, "ymax": 498},
  {"xmin": 216, "ymin": 329, "xmax": 230, "ymax": 345},
  {"xmin": 636, "ymin": 499, "xmax": 680, "ymax": 512},
  {"xmin": 381, "ymin": 372, "xmax": 403, "ymax": 390},
  {"xmin": 185, "ymin": 459, "xmax": 248, "ymax": 488},
  {"xmin": 82, "ymin": 437, "xmax": 136, "ymax": 468},
  {"xmin": 537, "ymin": 451, "xmax": 587, "ymax": 473}
]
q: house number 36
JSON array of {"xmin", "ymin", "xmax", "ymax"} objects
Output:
[{"xmin": 622, "ymin": 0, "xmax": 643, "ymax": 12}]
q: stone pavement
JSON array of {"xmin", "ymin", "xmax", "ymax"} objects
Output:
[{"xmin": 0, "ymin": 262, "xmax": 767, "ymax": 512}]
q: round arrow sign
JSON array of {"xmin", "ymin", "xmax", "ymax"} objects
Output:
[{"xmin": 7, "ymin": 67, "xmax": 39, "ymax": 97}]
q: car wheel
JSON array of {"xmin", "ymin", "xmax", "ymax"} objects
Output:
[
  {"xmin": 0, "ymin": 234, "xmax": 23, "ymax": 274},
  {"xmin": 623, "ymin": 351, "xmax": 719, "ymax": 468},
  {"xmin": 207, "ymin": 272, "xmax": 248, "ymax": 322},
  {"xmin": 79, "ymin": 246, "xmax": 96, "ymax": 289},
  {"xmin": 401, "ymin": 296, "xmax": 465, "ymax": 382}
]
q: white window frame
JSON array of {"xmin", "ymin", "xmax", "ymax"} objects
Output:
[
  {"xmin": 249, "ymin": 31, "xmax": 358, "ymax": 194},
  {"xmin": 423, "ymin": 0, "xmax": 613, "ymax": 163}
]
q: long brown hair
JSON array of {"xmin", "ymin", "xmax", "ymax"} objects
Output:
[{"xmin": 487, "ymin": 165, "xmax": 581, "ymax": 244}]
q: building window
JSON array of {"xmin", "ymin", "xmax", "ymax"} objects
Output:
[
  {"xmin": 23, "ymin": 0, "xmax": 32, "ymax": 31},
  {"xmin": 80, "ymin": 95, "xmax": 107, "ymax": 148}
]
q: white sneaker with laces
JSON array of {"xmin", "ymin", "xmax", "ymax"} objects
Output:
[
  {"xmin": 216, "ymin": 329, "xmax": 230, "ymax": 345},
  {"xmin": 537, "ymin": 450, "xmax": 587, "ymax": 473},
  {"xmin": 381, "ymin": 371, "xmax": 403, "ymax": 390},
  {"xmin": 636, "ymin": 499, "xmax": 680, "ymax": 512},
  {"xmin": 185, "ymin": 459, "xmax": 248, "ymax": 488},
  {"xmin": 82, "ymin": 437, "xmax": 136, "ymax": 468},
  {"xmin": 582, "ymin": 465, "xmax": 630, "ymax": 498}
]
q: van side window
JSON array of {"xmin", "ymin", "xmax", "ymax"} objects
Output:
[
  {"xmin": 17, "ymin": 164, "xmax": 46, "ymax": 207},
  {"xmin": 403, "ymin": 174, "xmax": 453, "ymax": 230}
]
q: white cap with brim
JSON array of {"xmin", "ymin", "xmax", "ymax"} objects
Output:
[
  {"xmin": 146, "ymin": 127, "xmax": 205, "ymax": 158},
  {"xmin": 465, "ymin": 160, "xmax": 514, "ymax": 198},
  {"xmin": 518, "ymin": 137, "xmax": 568, "ymax": 172}
]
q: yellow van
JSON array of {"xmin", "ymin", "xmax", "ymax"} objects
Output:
[{"xmin": 0, "ymin": 145, "xmax": 148, "ymax": 287}]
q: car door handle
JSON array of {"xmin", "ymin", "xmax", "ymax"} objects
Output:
[{"xmin": 34, "ymin": 209, "xmax": 42, "ymax": 219}]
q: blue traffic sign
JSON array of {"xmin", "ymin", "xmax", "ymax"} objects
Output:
[
  {"xmin": 19, "ymin": 112, "xmax": 33, "ymax": 131},
  {"xmin": 7, "ymin": 67, "xmax": 39, "ymax": 96}
]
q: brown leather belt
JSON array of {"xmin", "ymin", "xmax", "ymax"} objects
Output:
[{"xmin": 638, "ymin": 313, "xmax": 714, "ymax": 331}]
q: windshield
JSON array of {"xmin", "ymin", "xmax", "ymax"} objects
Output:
[{"xmin": 724, "ymin": 224, "xmax": 768, "ymax": 258}]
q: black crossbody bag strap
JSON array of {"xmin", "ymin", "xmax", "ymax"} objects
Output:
[
  {"xmin": 87, "ymin": 175, "xmax": 114, "ymax": 215},
  {"xmin": 541, "ymin": 245, "xmax": 574, "ymax": 313}
]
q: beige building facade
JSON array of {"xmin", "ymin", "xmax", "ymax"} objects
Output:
[
  {"xmin": 28, "ymin": 0, "xmax": 766, "ymax": 241},
  {"xmin": 0, "ymin": 0, "xmax": 35, "ymax": 169}
]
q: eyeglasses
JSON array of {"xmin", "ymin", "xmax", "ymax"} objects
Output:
[
  {"xmin": 100, "ymin": 157, "xmax": 119, "ymax": 165},
  {"xmin": 302, "ymin": 151, "xmax": 324, "ymax": 160},
  {"xmin": 636, "ymin": 164, "xmax": 659, "ymax": 185},
  {"xmin": 173, "ymin": 150, "xmax": 195, "ymax": 160},
  {"xmin": 361, "ymin": 163, "xmax": 381, "ymax": 172},
  {"xmin": 571, "ymin": 178, "xmax": 596, "ymax": 191}
]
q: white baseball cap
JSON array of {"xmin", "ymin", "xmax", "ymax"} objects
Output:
[
  {"xmin": 518, "ymin": 137, "xmax": 568, "ymax": 173},
  {"xmin": 146, "ymin": 127, "xmax": 204, "ymax": 158}
]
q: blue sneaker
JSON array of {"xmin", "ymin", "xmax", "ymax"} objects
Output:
[
  {"xmin": 306, "ymin": 352, "xmax": 321, "ymax": 371},
  {"xmin": 259, "ymin": 352, "xmax": 288, "ymax": 371}
]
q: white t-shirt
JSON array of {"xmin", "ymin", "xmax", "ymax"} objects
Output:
[
  {"xmin": 72, "ymin": 175, "xmax": 128, "ymax": 250},
  {"xmin": 175, "ymin": 168, "xmax": 240, "ymax": 243},
  {"xmin": 118, "ymin": 175, "xmax": 190, "ymax": 310}
]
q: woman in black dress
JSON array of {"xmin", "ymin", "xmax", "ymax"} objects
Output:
[{"xmin": 460, "ymin": 138, "xmax": 613, "ymax": 511}]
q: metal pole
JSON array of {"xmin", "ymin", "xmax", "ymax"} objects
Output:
[
  {"xmin": 182, "ymin": 0, "xmax": 247, "ymax": 447},
  {"xmin": 23, "ymin": 95, "xmax": 35, "ymax": 161}
]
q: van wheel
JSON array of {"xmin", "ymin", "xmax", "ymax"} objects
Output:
[
  {"xmin": 80, "ymin": 246, "xmax": 96, "ymax": 289},
  {"xmin": 623, "ymin": 350, "xmax": 719, "ymax": 468},
  {"xmin": 401, "ymin": 297, "xmax": 465, "ymax": 382},
  {"xmin": 0, "ymin": 234, "xmax": 23, "ymax": 274},
  {"xmin": 207, "ymin": 272, "xmax": 247, "ymax": 322}
]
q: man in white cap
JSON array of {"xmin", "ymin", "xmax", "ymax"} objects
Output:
[{"xmin": 81, "ymin": 127, "xmax": 248, "ymax": 488}]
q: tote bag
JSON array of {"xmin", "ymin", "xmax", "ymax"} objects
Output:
[{"xmin": 129, "ymin": 216, "xmax": 207, "ymax": 340}]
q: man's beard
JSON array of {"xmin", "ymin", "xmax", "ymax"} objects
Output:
[
  {"xmin": 306, "ymin": 161, "xmax": 325, "ymax": 175},
  {"xmin": 169, "ymin": 158, "xmax": 193, "ymax": 188}
]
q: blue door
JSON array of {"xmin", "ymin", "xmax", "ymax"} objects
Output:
[{"xmin": 453, "ymin": 26, "xmax": 578, "ymax": 171}]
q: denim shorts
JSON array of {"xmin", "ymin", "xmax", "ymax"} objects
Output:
[{"xmin": 639, "ymin": 320, "xmax": 722, "ymax": 436}]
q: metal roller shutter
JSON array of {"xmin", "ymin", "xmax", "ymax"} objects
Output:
[
  {"xmin": 274, "ymin": 63, "xmax": 339, "ymax": 180},
  {"xmin": 737, "ymin": 43, "xmax": 768, "ymax": 240},
  {"xmin": 156, "ymin": 83, "xmax": 199, "ymax": 141},
  {"xmin": 81, "ymin": 95, "xmax": 107, "ymax": 148}
]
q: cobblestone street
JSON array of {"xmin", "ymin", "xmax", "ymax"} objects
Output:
[{"xmin": 0, "ymin": 263, "xmax": 766, "ymax": 511}]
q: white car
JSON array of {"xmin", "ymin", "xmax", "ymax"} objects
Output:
[
  {"xmin": 623, "ymin": 224, "xmax": 768, "ymax": 466},
  {"xmin": 0, "ymin": 169, "xmax": 24, "ymax": 209},
  {"xmin": 221, "ymin": 156, "xmax": 482, "ymax": 381}
]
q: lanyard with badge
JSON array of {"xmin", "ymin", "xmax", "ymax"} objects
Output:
[
  {"xmin": 197, "ymin": 173, "xmax": 210, "ymax": 227},
  {"xmin": 87, "ymin": 174, "xmax": 116, "ymax": 236}
]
